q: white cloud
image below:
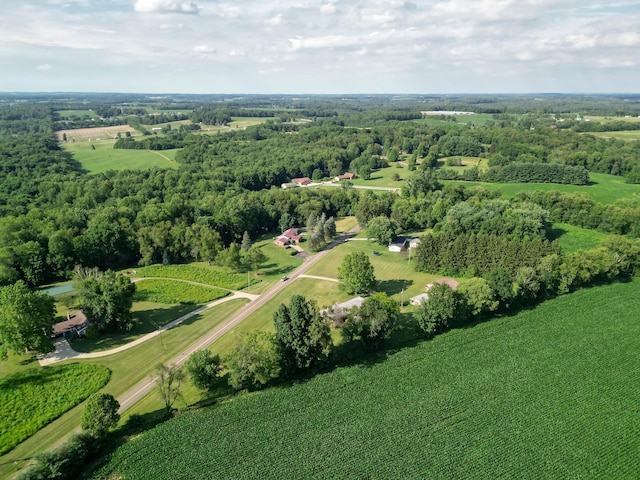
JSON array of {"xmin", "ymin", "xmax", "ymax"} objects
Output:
[
  {"xmin": 134, "ymin": 0, "xmax": 199, "ymax": 14},
  {"xmin": 192, "ymin": 45, "xmax": 215, "ymax": 53},
  {"xmin": 320, "ymin": 3, "xmax": 336, "ymax": 15},
  {"xmin": 36, "ymin": 64, "xmax": 52, "ymax": 71},
  {"xmin": 265, "ymin": 13, "xmax": 283, "ymax": 26}
]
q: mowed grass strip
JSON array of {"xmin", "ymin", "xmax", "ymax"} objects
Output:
[
  {"xmin": 0, "ymin": 364, "xmax": 110, "ymax": 455},
  {"xmin": 135, "ymin": 264, "xmax": 260, "ymax": 290},
  {"xmin": 134, "ymin": 279, "xmax": 229, "ymax": 305},
  {"xmin": 91, "ymin": 279, "xmax": 640, "ymax": 479}
]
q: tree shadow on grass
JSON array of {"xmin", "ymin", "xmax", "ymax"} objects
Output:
[
  {"xmin": 546, "ymin": 226, "xmax": 568, "ymax": 242},
  {"xmin": 377, "ymin": 279, "xmax": 414, "ymax": 296}
]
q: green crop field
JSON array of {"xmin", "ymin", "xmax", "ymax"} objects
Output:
[
  {"xmin": 134, "ymin": 264, "xmax": 261, "ymax": 290},
  {"xmin": 91, "ymin": 279, "xmax": 640, "ymax": 479},
  {"xmin": 0, "ymin": 363, "xmax": 110, "ymax": 455},
  {"xmin": 134, "ymin": 279, "xmax": 229, "ymax": 305},
  {"xmin": 444, "ymin": 172, "xmax": 640, "ymax": 205}
]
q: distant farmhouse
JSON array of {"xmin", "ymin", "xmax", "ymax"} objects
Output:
[
  {"xmin": 409, "ymin": 293, "xmax": 430, "ymax": 306},
  {"xmin": 274, "ymin": 228, "xmax": 302, "ymax": 247},
  {"xmin": 334, "ymin": 172, "xmax": 357, "ymax": 182},
  {"xmin": 281, "ymin": 177, "xmax": 312, "ymax": 189},
  {"xmin": 320, "ymin": 296, "xmax": 366, "ymax": 326}
]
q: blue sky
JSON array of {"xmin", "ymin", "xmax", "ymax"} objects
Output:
[{"xmin": 1, "ymin": 0, "xmax": 639, "ymax": 93}]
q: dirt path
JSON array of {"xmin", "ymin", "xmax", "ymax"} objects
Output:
[
  {"xmin": 149, "ymin": 150, "xmax": 179, "ymax": 168},
  {"xmin": 298, "ymin": 274, "xmax": 339, "ymax": 283}
]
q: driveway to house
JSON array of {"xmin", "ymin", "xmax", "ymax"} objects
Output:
[
  {"xmin": 38, "ymin": 290, "xmax": 259, "ymax": 366},
  {"xmin": 298, "ymin": 274, "xmax": 339, "ymax": 283}
]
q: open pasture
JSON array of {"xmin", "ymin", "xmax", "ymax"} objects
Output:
[
  {"xmin": 588, "ymin": 130, "xmax": 640, "ymax": 141},
  {"xmin": 92, "ymin": 279, "xmax": 640, "ymax": 480},
  {"xmin": 63, "ymin": 140, "xmax": 179, "ymax": 172},
  {"xmin": 550, "ymin": 222, "xmax": 609, "ymax": 252},
  {"xmin": 305, "ymin": 240, "xmax": 444, "ymax": 304},
  {"xmin": 444, "ymin": 171, "xmax": 640, "ymax": 204},
  {"xmin": 54, "ymin": 109, "xmax": 96, "ymax": 119},
  {"xmin": 134, "ymin": 279, "xmax": 229, "ymax": 305}
]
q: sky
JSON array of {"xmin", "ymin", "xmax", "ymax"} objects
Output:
[{"xmin": 0, "ymin": 0, "xmax": 639, "ymax": 94}]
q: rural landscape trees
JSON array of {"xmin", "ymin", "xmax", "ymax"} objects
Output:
[{"xmin": 3, "ymin": 93, "xmax": 640, "ymax": 479}]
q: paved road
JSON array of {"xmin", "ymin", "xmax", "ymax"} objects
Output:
[{"xmin": 115, "ymin": 230, "xmax": 354, "ymax": 414}]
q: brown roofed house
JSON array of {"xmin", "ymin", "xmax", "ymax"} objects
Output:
[
  {"xmin": 425, "ymin": 277, "xmax": 459, "ymax": 291},
  {"xmin": 291, "ymin": 177, "xmax": 312, "ymax": 186},
  {"xmin": 274, "ymin": 228, "xmax": 303, "ymax": 247},
  {"xmin": 52, "ymin": 311, "xmax": 89, "ymax": 338},
  {"xmin": 334, "ymin": 172, "xmax": 356, "ymax": 182}
]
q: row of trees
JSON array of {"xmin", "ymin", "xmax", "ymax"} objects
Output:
[{"xmin": 434, "ymin": 162, "xmax": 590, "ymax": 185}]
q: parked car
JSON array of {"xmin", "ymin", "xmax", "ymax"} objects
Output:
[
  {"xmin": 373, "ymin": 251, "xmax": 381, "ymax": 256},
  {"xmin": 281, "ymin": 276, "xmax": 289, "ymax": 282}
]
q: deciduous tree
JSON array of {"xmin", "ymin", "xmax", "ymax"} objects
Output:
[
  {"xmin": 338, "ymin": 251, "xmax": 376, "ymax": 295},
  {"xmin": 81, "ymin": 393, "xmax": 120, "ymax": 438},
  {"xmin": 0, "ymin": 280, "xmax": 55, "ymax": 359},
  {"xmin": 185, "ymin": 349, "xmax": 222, "ymax": 392},
  {"xmin": 273, "ymin": 295, "xmax": 332, "ymax": 372},
  {"xmin": 155, "ymin": 363, "xmax": 185, "ymax": 413},
  {"xmin": 224, "ymin": 330, "xmax": 281, "ymax": 390}
]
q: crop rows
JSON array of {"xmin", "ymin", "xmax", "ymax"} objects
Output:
[
  {"xmin": 134, "ymin": 279, "xmax": 229, "ymax": 305},
  {"xmin": 135, "ymin": 265, "xmax": 260, "ymax": 291},
  {"xmin": 92, "ymin": 280, "xmax": 640, "ymax": 479},
  {"xmin": 0, "ymin": 363, "xmax": 110, "ymax": 455}
]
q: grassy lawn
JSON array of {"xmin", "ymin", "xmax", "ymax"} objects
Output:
[
  {"xmin": 443, "ymin": 172, "xmax": 640, "ymax": 205},
  {"xmin": 305, "ymin": 240, "xmax": 446, "ymax": 305},
  {"xmin": 242, "ymin": 240, "xmax": 304, "ymax": 294},
  {"xmin": 348, "ymin": 165, "xmax": 405, "ymax": 188},
  {"xmin": 334, "ymin": 215, "xmax": 359, "ymax": 233},
  {"xmin": 550, "ymin": 222, "xmax": 609, "ymax": 252},
  {"xmin": 91, "ymin": 279, "xmax": 640, "ymax": 479},
  {"xmin": 0, "ymin": 298, "xmax": 249, "ymax": 479}
]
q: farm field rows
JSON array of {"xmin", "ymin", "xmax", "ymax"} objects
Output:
[
  {"xmin": 92, "ymin": 279, "xmax": 640, "ymax": 479},
  {"xmin": 135, "ymin": 264, "xmax": 260, "ymax": 290},
  {"xmin": 134, "ymin": 279, "xmax": 229, "ymax": 305}
]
